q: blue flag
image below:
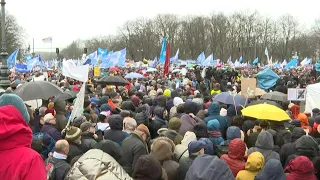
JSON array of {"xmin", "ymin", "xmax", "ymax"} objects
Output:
[
  {"xmin": 7, "ymin": 49, "xmax": 19, "ymax": 69},
  {"xmin": 27, "ymin": 55, "xmax": 41, "ymax": 71},
  {"xmin": 239, "ymin": 56, "xmax": 243, "ymax": 63},
  {"xmin": 101, "ymin": 48, "xmax": 126, "ymax": 68},
  {"xmin": 196, "ymin": 52, "xmax": 205, "ymax": 65},
  {"xmin": 97, "ymin": 48, "xmax": 108, "ymax": 57},
  {"xmin": 159, "ymin": 36, "xmax": 167, "ymax": 64},
  {"xmin": 15, "ymin": 63, "xmax": 28, "ymax": 73},
  {"xmin": 285, "ymin": 58, "xmax": 298, "ymax": 69},
  {"xmin": 253, "ymin": 57, "xmax": 259, "ymax": 64}
]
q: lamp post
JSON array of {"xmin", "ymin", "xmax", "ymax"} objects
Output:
[{"xmin": 0, "ymin": 0, "xmax": 10, "ymax": 89}]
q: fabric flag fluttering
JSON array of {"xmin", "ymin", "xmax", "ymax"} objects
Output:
[
  {"xmin": 66, "ymin": 83, "xmax": 86, "ymax": 127},
  {"xmin": 253, "ymin": 57, "xmax": 259, "ymax": 64},
  {"xmin": 62, "ymin": 59, "xmax": 89, "ymax": 82},
  {"xmin": 7, "ymin": 49, "xmax": 19, "ymax": 69},
  {"xmin": 170, "ymin": 49, "xmax": 179, "ymax": 64},
  {"xmin": 163, "ymin": 42, "xmax": 170, "ymax": 76},
  {"xmin": 285, "ymin": 58, "xmax": 298, "ymax": 69},
  {"xmin": 159, "ymin": 36, "xmax": 167, "ymax": 64},
  {"xmin": 239, "ymin": 56, "xmax": 243, "ymax": 63},
  {"xmin": 196, "ymin": 52, "xmax": 205, "ymax": 65},
  {"xmin": 265, "ymin": 47, "xmax": 270, "ymax": 63},
  {"xmin": 42, "ymin": 37, "xmax": 52, "ymax": 43}
]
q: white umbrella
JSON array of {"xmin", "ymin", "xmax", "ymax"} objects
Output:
[
  {"xmin": 146, "ymin": 68, "xmax": 157, "ymax": 72},
  {"xmin": 172, "ymin": 69, "xmax": 181, "ymax": 73}
]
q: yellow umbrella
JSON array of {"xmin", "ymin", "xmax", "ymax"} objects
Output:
[{"xmin": 241, "ymin": 104, "xmax": 290, "ymax": 121}]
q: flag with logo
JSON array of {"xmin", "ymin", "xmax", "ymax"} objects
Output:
[{"xmin": 42, "ymin": 37, "xmax": 52, "ymax": 43}]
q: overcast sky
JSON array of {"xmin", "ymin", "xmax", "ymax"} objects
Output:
[{"xmin": 8, "ymin": 0, "xmax": 320, "ymax": 51}]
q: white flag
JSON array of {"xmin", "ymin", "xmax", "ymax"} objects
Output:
[
  {"xmin": 62, "ymin": 59, "xmax": 89, "ymax": 82},
  {"xmin": 67, "ymin": 83, "xmax": 86, "ymax": 125}
]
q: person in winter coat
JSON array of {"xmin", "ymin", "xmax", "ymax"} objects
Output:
[
  {"xmin": 247, "ymin": 131, "xmax": 280, "ymax": 163},
  {"xmin": 207, "ymin": 119, "xmax": 224, "ymax": 146},
  {"xmin": 167, "ymin": 117, "xmax": 183, "ymax": 144},
  {"xmin": 174, "ymin": 131, "xmax": 197, "ymax": 162},
  {"xmin": 79, "ymin": 122, "xmax": 97, "ymax": 152},
  {"xmin": 289, "ymin": 104, "xmax": 300, "ymax": 119},
  {"xmin": 151, "ymin": 137, "xmax": 179, "ymax": 180},
  {"xmin": 255, "ymin": 159, "xmax": 285, "ymax": 180},
  {"xmin": 65, "ymin": 149, "xmax": 132, "ymax": 180},
  {"xmin": 285, "ymin": 135, "xmax": 319, "ymax": 166},
  {"xmin": 285, "ymin": 156, "xmax": 317, "ymax": 180},
  {"xmin": 151, "ymin": 106, "xmax": 169, "ymax": 138},
  {"xmin": 133, "ymin": 155, "xmax": 168, "ymax": 180},
  {"xmin": 121, "ymin": 124, "xmax": 150, "ymax": 176},
  {"xmin": 297, "ymin": 113, "xmax": 312, "ymax": 134},
  {"xmin": 220, "ymin": 138, "xmax": 246, "ymax": 177},
  {"xmin": 32, "ymin": 132, "xmax": 56, "ymax": 160},
  {"xmin": 226, "ymin": 105, "xmax": 242, "ymax": 126},
  {"xmin": 204, "ymin": 102, "xmax": 228, "ymax": 139},
  {"xmin": 236, "ymin": 152, "xmax": 264, "ymax": 180},
  {"xmin": 47, "ymin": 140, "xmax": 71, "ymax": 180},
  {"xmin": 186, "ymin": 154, "xmax": 235, "ymax": 180},
  {"xmin": 123, "ymin": 117, "xmax": 137, "ymax": 134},
  {"xmin": 179, "ymin": 101, "xmax": 203, "ymax": 136},
  {"xmin": 104, "ymin": 114, "xmax": 129, "ymax": 145},
  {"xmin": 65, "ymin": 126, "xmax": 84, "ymax": 163},
  {"xmin": 0, "ymin": 95, "xmax": 46, "ymax": 180},
  {"xmin": 279, "ymin": 127, "xmax": 305, "ymax": 167},
  {"xmin": 40, "ymin": 113, "xmax": 62, "ymax": 141},
  {"xmin": 93, "ymin": 140, "xmax": 123, "ymax": 162},
  {"xmin": 169, "ymin": 97, "xmax": 184, "ymax": 118},
  {"xmin": 178, "ymin": 140, "xmax": 206, "ymax": 180},
  {"xmin": 54, "ymin": 100, "xmax": 68, "ymax": 131}
]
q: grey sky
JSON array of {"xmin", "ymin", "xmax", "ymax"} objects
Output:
[{"xmin": 8, "ymin": 0, "xmax": 320, "ymax": 51}]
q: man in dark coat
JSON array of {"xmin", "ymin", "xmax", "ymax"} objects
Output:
[
  {"xmin": 80, "ymin": 122, "xmax": 97, "ymax": 152},
  {"xmin": 121, "ymin": 124, "xmax": 150, "ymax": 176},
  {"xmin": 65, "ymin": 126, "xmax": 83, "ymax": 163},
  {"xmin": 104, "ymin": 115, "xmax": 129, "ymax": 145},
  {"xmin": 41, "ymin": 113, "xmax": 62, "ymax": 141}
]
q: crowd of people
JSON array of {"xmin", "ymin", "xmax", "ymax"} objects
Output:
[{"xmin": 1, "ymin": 66, "xmax": 320, "ymax": 180}]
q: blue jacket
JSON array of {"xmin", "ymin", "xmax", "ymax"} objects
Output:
[{"xmin": 204, "ymin": 102, "xmax": 228, "ymax": 139}]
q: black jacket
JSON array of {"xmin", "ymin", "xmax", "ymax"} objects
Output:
[
  {"xmin": 178, "ymin": 155, "xmax": 197, "ymax": 180},
  {"xmin": 80, "ymin": 132, "xmax": 97, "ymax": 153},
  {"xmin": 120, "ymin": 132, "xmax": 148, "ymax": 176},
  {"xmin": 67, "ymin": 142, "xmax": 83, "ymax": 163},
  {"xmin": 104, "ymin": 129, "xmax": 128, "ymax": 145},
  {"xmin": 50, "ymin": 157, "xmax": 70, "ymax": 180}
]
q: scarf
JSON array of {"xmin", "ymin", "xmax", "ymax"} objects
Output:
[
  {"xmin": 207, "ymin": 130, "xmax": 222, "ymax": 138},
  {"xmin": 53, "ymin": 152, "xmax": 67, "ymax": 160}
]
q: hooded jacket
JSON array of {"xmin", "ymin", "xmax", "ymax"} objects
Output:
[
  {"xmin": 186, "ymin": 154, "xmax": 235, "ymax": 180},
  {"xmin": 255, "ymin": 159, "xmax": 286, "ymax": 180},
  {"xmin": 236, "ymin": 152, "xmax": 265, "ymax": 180},
  {"xmin": 174, "ymin": 131, "xmax": 197, "ymax": 162},
  {"xmin": 104, "ymin": 115, "xmax": 128, "ymax": 145},
  {"xmin": 247, "ymin": 131, "xmax": 280, "ymax": 163},
  {"xmin": 204, "ymin": 102, "xmax": 228, "ymax": 139},
  {"xmin": 65, "ymin": 149, "xmax": 132, "ymax": 180},
  {"xmin": 220, "ymin": 138, "xmax": 246, "ymax": 177},
  {"xmin": 151, "ymin": 106, "xmax": 169, "ymax": 138},
  {"xmin": 285, "ymin": 156, "xmax": 317, "ymax": 180},
  {"xmin": 54, "ymin": 100, "xmax": 68, "ymax": 131},
  {"xmin": 179, "ymin": 114, "xmax": 203, "ymax": 137},
  {"xmin": 0, "ymin": 105, "xmax": 46, "ymax": 180}
]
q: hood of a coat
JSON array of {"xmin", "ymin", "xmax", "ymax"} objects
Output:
[
  {"xmin": 255, "ymin": 159, "xmax": 286, "ymax": 180},
  {"xmin": 181, "ymin": 131, "xmax": 197, "ymax": 146},
  {"xmin": 207, "ymin": 102, "xmax": 220, "ymax": 116},
  {"xmin": 227, "ymin": 105, "xmax": 242, "ymax": 117},
  {"xmin": 154, "ymin": 106, "xmax": 166, "ymax": 120},
  {"xmin": 255, "ymin": 131, "xmax": 274, "ymax": 150},
  {"xmin": 185, "ymin": 154, "xmax": 235, "ymax": 180},
  {"xmin": 0, "ymin": 105, "xmax": 32, "ymax": 151},
  {"xmin": 245, "ymin": 152, "xmax": 264, "ymax": 171},
  {"xmin": 291, "ymin": 127, "xmax": 306, "ymax": 142},
  {"xmin": 297, "ymin": 113, "xmax": 309, "ymax": 126},
  {"xmin": 66, "ymin": 149, "xmax": 132, "ymax": 180},
  {"xmin": 285, "ymin": 155, "xmax": 315, "ymax": 175},
  {"xmin": 228, "ymin": 138, "xmax": 246, "ymax": 160},
  {"xmin": 226, "ymin": 126, "xmax": 241, "ymax": 141},
  {"xmin": 294, "ymin": 135, "xmax": 319, "ymax": 155},
  {"xmin": 54, "ymin": 100, "xmax": 67, "ymax": 114}
]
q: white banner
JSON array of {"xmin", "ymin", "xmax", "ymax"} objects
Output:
[
  {"xmin": 67, "ymin": 83, "xmax": 86, "ymax": 126},
  {"xmin": 62, "ymin": 59, "xmax": 89, "ymax": 82}
]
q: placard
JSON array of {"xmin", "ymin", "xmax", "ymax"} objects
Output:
[
  {"xmin": 287, "ymin": 88, "xmax": 306, "ymax": 101},
  {"xmin": 241, "ymin": 78, "xmax": 256, "ymax": 97}
]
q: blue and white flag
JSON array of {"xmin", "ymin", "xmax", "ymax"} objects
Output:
[
  {"xmin": 196, "ymin": 52, "xmax": 205, "ymax": 65},
  {"xmin": 7, "ymin": 49, "xmax": 19, "ymax": 69},
  {"xmin": 15, "ymin": 63, "xmax": 28, "ymax": 73},
  {"xmin": 285, "ymin": 58, "xmax": 298, "ymax": 69},
  {"xmin": 85, "ymin": 51, "xmax": 98, "ymax": 66},
  {"xmin": 101, "ymin": 48, "xmax": 126, "ymax": 68},
  {"xmin": 170, "ymin": 49, "xmax": 179, "ymax": 64},
  {"xmin": 239, "ymin": 56, "xmax": 243, "ymax": 63},
  {"xmin": 253, "ymin": 57, "xmax": 259, "ymax": 64},
  {"xmin": 97, "ymin": 48, "xmax": 108, "ymax": 57},
  {"xmin": 27, "ymin": 55, "xmax": 41, "ymax": 71},
  {"xmin": 159, "ymin": 36, "xmax": 167, "ymax": 64},
  {"xmin": 201, "ymin": 54, "xmax": 213, "ymax": 66}
]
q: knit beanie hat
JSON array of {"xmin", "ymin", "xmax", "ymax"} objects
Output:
[
  {"xmin": 173, "ymin": 97, "xmax": 183, "ymax": 107},
  {"xmin": 133, "ymin": 155, "xmax": 163, "ymax": 180},
  {"xmin": 163, "ymin": 89, "xmax": 171, "ymax": 97},
  {"xmin": 0, "ymin": 93, "xmax": 30, "ymax": 123},
  {"xmin": 188, "ymin": 140, "xmax": 206, "ymax": 154},
  {"xmin": 207, "ymin": 119, "xmax": 220, "ymax": 131},
  {"xmin": 168, "ymin": 117, "xmax": 182, "ymax": 131},
  {"xmin": 65, "ymin": 126, "xmax": 82, "ymax": 142}
]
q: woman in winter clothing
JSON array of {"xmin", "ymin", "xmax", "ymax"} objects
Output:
[
  {"xmin": 255, "ymin": 159, "xmax": 286, "ymax": 180},
  {"xmin": 236, "ymin": 152, "xmax": 265, "ymax": 180},
  {"xmin": 285, "ymin": 156, "xmax": 317, "ymax": 180},
  {"xmin": 65, "ymin": 149, "xmax": 132, "ymax": 180},
  {"xmin": 174, "ymin": 131, "xmax": 197, "ymax": 162},
  {"xmin": 179, "ymin": 101, "xmax": 203, "ymax": 136},
  {"xmin": 220, "ymin": 138, "xmax": 246, "ymax": 177},
  {"xmin": 204, "ymin": 102, "xmax": 228, "ymax": 138},
  {"xmin": 0, "ymin": 104, "xmax": 47, "ymax": 180},
  {"xmin": 206, "ymin": 119, "xmax": 224, "ymax": 146},
  {"xmin": 247, "ymin": 131, "xmax": 280, "ymax": 163},
  {"xmin": 151, "ymin": 137, "xmax": 179, "ymax": 180}
]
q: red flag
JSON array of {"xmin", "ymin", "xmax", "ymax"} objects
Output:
[{"xmin": 164, "ymin": 42, "xmax": 170, "ymax": 76}]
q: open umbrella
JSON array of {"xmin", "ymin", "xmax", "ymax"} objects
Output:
[
  {"xmin": 109, "ymin": 67, "xmax": 121, "ymax": 72},
  {"xmin": 52, "ymin": 90, "xmax": 78, "ymax": 102},
  {"xmin": 213, "ymin": 92, "xmax": 247, "ymax": 106},
  {"xmin": 124, "ymin": 72, "xmax": 144, "ymax": 79},
  {"xmin": 261, "ymin": 91, "xmax": 287, "ymax": 102},
  {"xmin": 247, "ymin": 99, "xmax": 282, "ymax": 108},
  {"xmin": 241, "ymin": 104, "xmax": 290, "ymax": 121},
  {"xmin": 14, "ymin": 81, "xmax": 63, "ymax": 101},
  {"xmin": 172, "ymin": 69, "xmax": 181, "ymax": 73},
  {"xmin": 97, "ymin": 76, "xmax": 128, "ymax": 86}
]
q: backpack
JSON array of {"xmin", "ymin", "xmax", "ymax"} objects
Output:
[{"xmin": 45, "ymin": 157, "xmax": 63, "ymax": 180}]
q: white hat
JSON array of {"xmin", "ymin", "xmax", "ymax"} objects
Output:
[{"xmin": 44, "ymin": 113, "xmax": 55, "ymax": 123}]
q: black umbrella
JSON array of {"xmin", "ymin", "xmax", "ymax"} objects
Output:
[
  {"xmin": 14, "ymin": 81, "xmax": 64, "ymax": 101},
  {"xmin": 53, "ymin": 90, "xmax": 78, "ymax": 102},
  {"xmin": 10, "ymin": 81, "xmax": 25, "ymax": 88},
  {"xmin": 247, "ymin": 99, "xmax": 282, "ymax": 108},
  {"xmin": 97, "ymin": 76, "xmax": 128, "ymax": 86}
]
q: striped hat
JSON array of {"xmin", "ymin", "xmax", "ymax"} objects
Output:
[{"xmin": 65, "ymin": 126, "xmax": 82, "ymax": 142}]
